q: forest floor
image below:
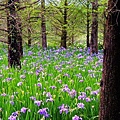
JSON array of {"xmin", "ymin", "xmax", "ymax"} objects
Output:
[{"xmin": 0, "ymin": 46, "xmax": 103, "ymax": 120}]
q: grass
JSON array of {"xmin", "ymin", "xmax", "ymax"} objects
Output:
[{"xmin": 0, "ymin": 45, "xmax": 103, "ymax": 120}]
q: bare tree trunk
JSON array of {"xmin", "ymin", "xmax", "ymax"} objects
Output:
[
  {"xmin": 15, "ymin": 0, "xmax": 23, "ymax": 57},
  {"xmin": 28, "ymin": 28, "xmax": 31, "ymax": 47},
  {"xmin": 60, "ymin": 0, "xmax": 67, "ymax": 49},
  {"xmin": 86, "ymin": 0, "xmax": 90, "ymax": 48},
  {"xmin": 17, "ymin": 16, "xmax": 23, "ymax": 57},
  {"xmin": 90, "ymin": 0, "xmax": 98, "ymax": 54},
  {"xmin": 41, "ymin": 0, "xmax": 47, "ymax": 49},
  {"xmin": 71, "ymin": 34, "xmax": 74, "ymax": 44},
  {"xmin": 28, "ymin": 13, "xmax": 32, "ymax": 47},
  {"xmin": 7, "ymin": 0, "xmax": 21, "ymax": 68},
  {"xmin": 103, "ymin": 11, "xmax": 106, "ymax": 49},
  {"xmin": 99, "ymin": 0, "xmax": 120, "ymax": 120}
]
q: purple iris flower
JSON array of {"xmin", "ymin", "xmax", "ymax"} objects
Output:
[
  {"xmin": 8, "ymin": 111, "xmax": 19, "ymax": 120},
  {"xmin": 8, "ymin": 116, "xmax": 17, "ymax": 120},
  {"xmin": 34, "ymin": 100, "xmax": 42, "ymax": 106},
  {"xmin": 21, "ymin": 107, "xmax": 27, "ymax": 113},
  {"xmin": 38, "ymin": 108, "xmax": 50, "ymax": 118},
  {"xmin": 78, "ymin": 92, "xmax": 86, "ymax": 100},
  {"xmin": 20, "ymin": 75, "xmax": 26, "ymax": 79},
  {"xmin": 58, "ymin": 104, "xmax": 69, "ymax": 114},
  {"xmin": 30, "ymin": 96, "xmax": 36, "ymax": 101},
  {"xmin": 86, "ymin": 97, "xmax": 91, "ymax": 102},
  {"xmin": 46, "ymin": 97, "xmax": 53, "ymax": 102},
  {"xmin": 17, "ymin": 82, "xmax": 23, "ymax": 86},
  {"xmin": 10, "ymin": 101, "xmax": 14, "ymax": 105},
  {"xmin": 77, "ymin": 103, "xmax": 85, "ymax": 109},
  {"xmin": 1, "ymin": 93, "xmax": 7, "ymax": 96},
  {"xmin": 91, "ymin": 90, "xmax": 99, "ymax": 95},
  {"xmin": 28, "ymin": 51, "xmax": 33, "ymax": 56},
  {"xmin": 69, "ymin": 89, "xmax": 77, "ymax": 98},
  {"xmin": 72, "ymin": 115, "xmax": 82, "ymax": 120},
  {"xmin": 37, "ymin": 83, "xmax": 42, "ymax": 88}
]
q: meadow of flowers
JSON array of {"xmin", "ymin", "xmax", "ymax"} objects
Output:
[{"xmin": 0, "ymin": 46, "xmax": 103, "ymax": 120}]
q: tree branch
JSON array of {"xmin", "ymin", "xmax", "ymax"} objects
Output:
[
  {"xmin": 0, "ymin": 28, "xmax": 8, "ymax": 32},
  {"xmin": 0, "ymin": 39, "xmax": 8, "ymax": 44}
]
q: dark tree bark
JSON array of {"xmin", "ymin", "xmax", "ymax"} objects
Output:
[
  {"xmin": 28, "ymin": 27, "xmax": 31, "ymax": 47},
  {"xmin": 60, "ymin": 0, "xmax": 67, "ymax": 49},
  {"xmin": 90, "ymin": 0, "xmax": 98, "ymax": 54},
  {"xmin": 41, "ymin": 0, "xmax": 47, "ymax": 49},
  {"xmin": 7, "ymin": 0, "xmax": 21, "ymax": 68},
  {"xmin": 99, "ymin": 0, "xmax": 120, "ymax": 120},
  {"xmin": 71, "ymin": 34, "xmax": 74, "ymax": 45},
  {"xmin": 28, "ymin": 13, "xmax": 32, "ymax": 47},
  {"xmin": 17, "ymin": 16, "xmax": 23, "ymax": 57},
  {"xmin": 15, "ymin": 0, "xmax": 23, "ymax": 57},
  {"xmin": 103, "ymin": 11, "xmax": 106, "ymax": 49},
  {"xmin": 86, "ymin": 0, "xmax": 90, "ymax": 48}
]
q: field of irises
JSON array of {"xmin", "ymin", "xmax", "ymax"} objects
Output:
[{"xmin": 0, "ymin": 46, "xmax": 103, "ymax": 120}]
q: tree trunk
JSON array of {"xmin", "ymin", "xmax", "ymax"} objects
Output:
[
  {"xmin": 28, "ymin": 13, "xmax": 31, "ymax": 47},
  {"xmin": 15, "ymin": 0, "xmax": 23, "ymax": 57},
  {"xmin": 17, "ymin": 16, "xmax": 23, "ymax": 57},
  {"xmin": 60, "ymin": 0, "xmax": 67, "ymax": 49},
  {"xmin": 7, "ymin": 0, "xmax": 21, "ymax": 68},
  {"xmin": 71, "ymin": 34, "xmax": 74, "ymax": 44},
  {"xmin": 90, "ymin": 0, "xmax": 98, "ymax": 54},
  {"xmin": 41, "ymin": 0, "xmax": 47, "ymax": 49},
  {"xmin": 28, "ymin": 27, "xmax": 31, "ymax": 47},
  {"xmin": 99, "ymin": 0, "xmax": 120, "ymax": 120},
  {"xmin": 103, "ymin": 11, "xmax": 106, "ymax": 49},
  {"xmin": 86, "ymin": 0, "xmax": 90, "ymax": 48}
]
